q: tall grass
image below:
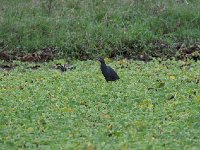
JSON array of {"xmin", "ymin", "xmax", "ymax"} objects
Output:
[{"xmin": 0, "ymin": 0, "xmax": 200, "ymax": 59}]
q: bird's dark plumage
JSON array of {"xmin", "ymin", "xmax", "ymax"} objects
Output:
[{"xmin": 98, "ymin": 57, "xmax": 120, "ymax": 81}]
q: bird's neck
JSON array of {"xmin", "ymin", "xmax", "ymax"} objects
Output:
[
  {"xmin": 101, "ymin": 62, "xmax": 106, "ymax": 66},
  {"xmin": 101, "ymin": 62, "xmax": 106, "ymax": 69}
]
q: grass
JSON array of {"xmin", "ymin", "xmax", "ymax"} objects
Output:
[
  {"xmin": 0, "ymin": 59, "xmax": 200, "ymax": 149},
  {"xmin": 0, "ymin": 0, "xmax": 200, "ymax": 59}
]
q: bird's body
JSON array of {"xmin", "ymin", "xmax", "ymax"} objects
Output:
[{"xmin": 98, "ymin": 57, "xmax": 120, "ymax": 81}]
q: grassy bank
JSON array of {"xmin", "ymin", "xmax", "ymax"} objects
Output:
[
  {"xmin": 0, "ymin": 59, "xmax": 200, "ymax": 149},
  {"xmin": 0, "ymin": 0, "xmax": 200, "ymax": 59}
]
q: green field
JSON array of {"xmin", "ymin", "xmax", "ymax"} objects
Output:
[
  {"xmin": 1, "ymin": 0, "xmax": 200, "ymax": 149},
  {"xmin": 0, "ymin": 0, "xmax": 200, "ymax": 59},
  {"xmin": 1, "ymin": 59, "xmax": 200, "ymax": 149}
]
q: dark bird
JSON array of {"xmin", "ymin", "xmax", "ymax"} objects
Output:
[{"xmin": 98, "ymin": 57, "xmax": 120, "ymax": 81}]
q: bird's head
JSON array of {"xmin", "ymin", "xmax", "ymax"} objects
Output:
[{"xmin": 98, "ymin": 57, "xmax": 105, "ymax": 63}]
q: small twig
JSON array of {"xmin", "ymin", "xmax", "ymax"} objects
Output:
[{"xmin": 48, "ymin": 0, "xmax": 53, "ymax": 15}]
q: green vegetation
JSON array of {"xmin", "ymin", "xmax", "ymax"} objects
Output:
[
  {"xmin": 0, "ymin": 0, "xmax": 200, "ymax": 149},
  {"xmin": 0, "ymin": 0, "xmax": 200, "ymax": 59},
  {"xmin": 1, "ymin": 59, "xmax": 200, "ymax": 149}
]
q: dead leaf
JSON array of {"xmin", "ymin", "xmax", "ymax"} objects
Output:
[{"xmin": 100, "ymin": 114, "xmax": 111, "ymax": 119}]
